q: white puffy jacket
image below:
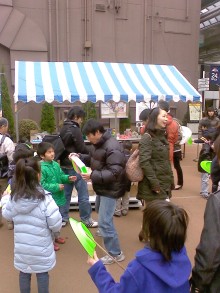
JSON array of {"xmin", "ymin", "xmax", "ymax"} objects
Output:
[{"xmin": 1, "ymin": 190, "xmax": 62, "ymax": 273}]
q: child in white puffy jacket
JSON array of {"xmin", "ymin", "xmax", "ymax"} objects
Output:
[{"xmin": 1, "ymin": 157, "xmax": 62, "ymax": 293}]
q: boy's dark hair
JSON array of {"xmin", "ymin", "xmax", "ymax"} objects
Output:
[
  {"xmin": 122, "ymin": 141, "xmax": 132, "ymax": 151},
  {"xmin": 82, "ymin": 119, "xmax": 105, "ymax": 136},
  {"xmin": 67, "ymin": 106, "xmax": 85, "ymax": 120},
  {"xmin": 141, "ymin": 200, "xmax": 188, "ymax": 261},
  {"xmin": 139, "ymin": 109, "xmax": 150, "ymax": 122},
  {"xmin": 37, "ymin": 142, "xmax": 54, "ymax": 157}
]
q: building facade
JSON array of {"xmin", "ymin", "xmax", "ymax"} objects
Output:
[{"xmin": 0, "ymin": 0, "xmax": 201, "ymax": 128}]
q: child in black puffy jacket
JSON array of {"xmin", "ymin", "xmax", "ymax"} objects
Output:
[{"xmin": 114, "ymin": 141, "xmax": 132, "ymax": 217}]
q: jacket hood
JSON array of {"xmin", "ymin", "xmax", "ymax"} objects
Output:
[
  {"xmin": 95, "ymin": 131, "xmax": 111, "ymax": 147},
  {"xmin": 63, "ymin": 120, "xmax": 79, "ymax": 128},
  {"xmin": 12, "ymin": 188, "xmax": 49, "ymax": 215},
  {"xmin": 13, "ymin": 198, "xmax": 41, "ymax": 214},
  {"xmin": 136, "ymin": 246, "xmax": 191, "ymax": 288}
]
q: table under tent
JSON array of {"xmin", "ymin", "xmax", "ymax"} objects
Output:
[{"xmin": 14, "ymin": 61, "xmax": 201, "ymax": 210}]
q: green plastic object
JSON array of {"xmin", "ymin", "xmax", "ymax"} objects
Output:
[
  {"xmin": 187, "ymin": 137, "xmax": 193, "ymax": 145},
  {"xmin": 200, "ymin": 160, "xmax": 212, "ymax": 174},
  {"xmin": 69, "ymin": 218, "xmax": 96, "ymax": 257}
]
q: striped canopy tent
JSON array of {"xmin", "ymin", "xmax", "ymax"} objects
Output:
[{"xmin": 14, "ymin": 61, "xmax": 201, "ymax": 104}]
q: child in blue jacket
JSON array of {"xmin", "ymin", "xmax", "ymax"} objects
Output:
[{"xmin": 87, "ymin": 200, "xmax": 191, "ymax": 293}]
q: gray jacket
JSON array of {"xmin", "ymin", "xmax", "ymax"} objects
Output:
[{"xmin": 1, "ymin": 190, "xmax": 62, "ymax": 273}]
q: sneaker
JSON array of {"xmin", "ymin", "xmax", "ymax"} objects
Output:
[
  {"xmin": 200, "ymin": 193, "xmax": 209, "ymax": 200},
  {"xmin": 121, "ymin": 209, "xmax": 128, "ymax": 216},
  {"xmin": 62, "ymin": 221, "xmax": 67, "ymax": 227},
  {"xmin": 95, "ymin": 229, "xmax": 102, "ymax": 237},
  {"xmin": 101, "ymin": 251, "xmax": 125, "ymax": 265},
  {"xmin": 7, "ymin": 221, "xmax": 14, "ymax": 230},
  {"xmin": 55, "ymin": 237, "xmax": 65, "ymax": 244},
  {"xmin": 54, "ymin": 243, "xmax": 60, "ymax": 251},
  {"xmin": 83, "ymin": 219, "xmax": 98, "ymax": 228},
  {"xmin": 114, "ymin": 211, "xmax": 121, "ymax": 217}
]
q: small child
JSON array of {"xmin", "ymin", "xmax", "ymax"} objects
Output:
[
  {"xmin": 87, "ymin": 200, "xmax": 191, "ymax": 293},
  {"xmin": 195, "ymin": 119, "xmax": 216, "ymax": 199},
  {"xmin": 1, "ymin": 157, "xmax": 62, "ymax": 293},
  {"xmin": 37, "ymin": 142, "xmax": 76, "ymax": 251},
  {"xmin": 114, "ymin": 141, "xmax": 132, "ymax": 217}
]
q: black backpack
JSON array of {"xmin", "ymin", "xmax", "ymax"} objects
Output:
[
  {"xmin": 0, "ymin": 135, "xmax": 9, "ymax": 178},
  {"xmin": 42, "ymin": 134, "xmax": 65, "ymax": 161}
]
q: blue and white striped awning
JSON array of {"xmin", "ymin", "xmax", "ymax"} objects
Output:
[{"xmin": 14, "ymin": 61, "xmax": 201, "ymax": 103}]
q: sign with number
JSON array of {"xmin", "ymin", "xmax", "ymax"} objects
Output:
[{"xmin": 210, "ymin": 66, "xmax": 220, "ymax": 85}]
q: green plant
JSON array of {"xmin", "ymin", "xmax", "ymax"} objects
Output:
[
  {"xmin": 1, "ymin": 68, "xmax": 15, "ymax": 138},
  {"xmin": 40, "ymin": 102, "xmax": 56, "ymax": 133},
  {"xmin": 119, "ymin": 117, "xmax": 131, "ymax": 133},
  {"xmin": 82, "ymin": 102, "xmax": 97, "ymax": 128},
  {"xmin": 19, "ymin": 119, "xmax": 39, "ymax": 141}
]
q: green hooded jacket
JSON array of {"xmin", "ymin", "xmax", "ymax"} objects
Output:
[{"xmin": 40, "ymin": 160, "xmax": 70, "ymax": 206}]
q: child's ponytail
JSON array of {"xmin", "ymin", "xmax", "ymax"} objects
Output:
[{"xmin": 11, "ymin": 157, "xmax": 44, "ymax": 201}]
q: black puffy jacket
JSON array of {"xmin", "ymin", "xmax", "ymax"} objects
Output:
[
  {"xmin": 191, "ymin": 191, "xmax": 220, "ymax": 293},
  {"xmin": 82, "ymin": 131, "xmax": 127, "ymax": 199}
]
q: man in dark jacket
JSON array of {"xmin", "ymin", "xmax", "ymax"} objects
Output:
[
  {"xmin": 59, "ymin": 107, "xmax": 97, "ymax": 228},
  {"xmin": 81, "ymin": 119, "xmax": 126, "ymax": 265},
  {"xmin": 191, "ymin": 191, "xmax": 220, "ymax": 292}
]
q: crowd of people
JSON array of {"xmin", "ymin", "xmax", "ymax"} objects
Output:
[{"xmin": 1, "ymin": 103, "xmax": 220, "ymax": 292}]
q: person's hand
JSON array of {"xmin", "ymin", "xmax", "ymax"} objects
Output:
[
  {"xmin": 59, "ymin": 184, "xmax": 64, "ymax": 190},
  {"xmin": 69, "ymin": 176, "xmax": 77, "ymax": 182},
  {"xmin": 87, "ymin": 251, "xmax": 99, "ymax": 267},
  {"xmin": 81, "ymin": 173, "xmax": 91, "ymax": 181},
  {"xmin": 152, "ymin": 186, "xmax": 160, "ymax": 194},
  {"xmin": 68, "ymin": 153, "xmax": 79, "ymax": 160}
]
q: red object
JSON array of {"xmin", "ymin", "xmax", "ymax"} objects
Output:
[
  {"xmin": 55, "ymin": 237, "xmax": 66, "ymax": 244},
  {"xmin": 54, "ymin": 243, "xmax": 60, "ymax": 251}
]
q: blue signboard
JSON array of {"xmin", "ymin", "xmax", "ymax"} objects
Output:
[{"xmin": 210, "ymin": 66, "xmax": 220, "ymax": 85}]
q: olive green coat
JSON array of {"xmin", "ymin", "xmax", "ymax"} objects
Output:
[{"xmin": 137, "ymin": 130, "xmax": 174, "ymax": 202}]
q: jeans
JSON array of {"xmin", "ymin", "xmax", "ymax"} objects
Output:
[
  {"xmin": 96, "ymin": 195, "xmax": 121, "ymax": 256},
  {"xmin": 62, "ymin": 168, "xmax": 92, "ymax": 223},
  {"xmin": 173, "ymin": 151, "xmax": 183, "ymax": 186},
  {"xmin": 59, "ymin": 204, "xmax": 66, "ymax": 220},
  {"xmin": 19, "ymin": 271, "xmax": 49, "ymax": 293},
  {"xmin": 201, "ymin": 172, "xmax": 209, "ymax": 196}
]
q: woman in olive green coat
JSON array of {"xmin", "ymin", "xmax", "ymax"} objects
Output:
[{"xmin": 137, "ymin": 107, "xmax": 174, "ymax": 203}]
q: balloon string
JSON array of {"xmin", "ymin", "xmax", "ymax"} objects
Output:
[{"xmin": 85, "ymin": 232, "xmax": 126, "ymax": 271}]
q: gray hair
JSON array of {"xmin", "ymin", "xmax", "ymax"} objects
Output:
[{"xmin": 0, "ymin": 117, "xmax": 8, "ymax": 127}]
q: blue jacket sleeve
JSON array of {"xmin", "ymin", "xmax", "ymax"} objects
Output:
[{"xmin": 88, "ymin": 260, "xmax": 139, "ymax": 293}]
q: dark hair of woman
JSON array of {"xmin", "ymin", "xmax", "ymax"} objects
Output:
[
  {"xmin": 140, "ymin": 200, "xmax": 189, "ymax": 261},
  {"xmin": 145, "ymin": 107, "xmax": 161, "ymax": 135},
  {"xmin": 11, "ymin": 158, "xmax": 45, "ymax": 201}
]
